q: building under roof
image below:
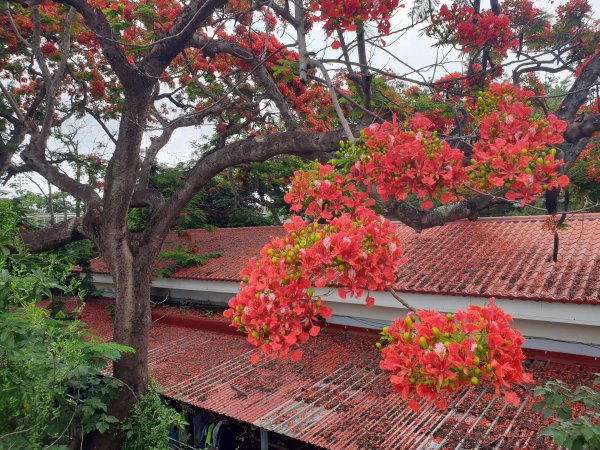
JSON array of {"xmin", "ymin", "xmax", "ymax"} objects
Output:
[
  {"xmin": 76, "ymin": 298, "xmax": 599, "ymax": 450},
  {"xmin": 83, "ymin": 214, "xmax": 600, "ymax": 448},
  {"xmin": 91, "ymin": 214, "xmax": 600, "ymax": 303}
]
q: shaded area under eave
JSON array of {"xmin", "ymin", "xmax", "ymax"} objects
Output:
[
  {"xmin": 87, "ymin": 214, "xmax": 600, "ymax": 305},
  {"xmin": 77, "ymin": 299, "xmax": 599, "ymax": 450}
]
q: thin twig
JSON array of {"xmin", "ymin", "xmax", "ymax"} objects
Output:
[
  {"xmin": 42, "ymin": 389, "xmax": 81, "ymax": 450},
  {"xmin": 0, "ymin": 81, "xmax": 28, "ymax": 124},
  {"xmin": 0, "ymin": 428, "xmax": 33, "ymax": 441},
  {"xmin": 313, "ymin": 61, "xmax": 355, "ymax": 141},
  {"xmin": 463, "ymin": 185, "xmax": 600, "ymax": 214},
  {"xmin": 388, "ymin": 287, "xmax": 417, "ymax": 313}
]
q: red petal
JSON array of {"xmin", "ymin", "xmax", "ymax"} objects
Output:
[
  {"xmin": 319, "ymin": 305, "xmax": 333, "ymax": 319},
  {"xmin": 557, "ymin": 175, "xmax": 569, "ymax": 187},
  {"xmin": 291, "ymin": 349, "xmax": 303, "ymax": 362},
  {"xmin": 251, "ymin": 353, "xmax": 260, "ymax": 365},
  {"xmin": 408, "ymin": 399, "xmax": 421, "ymax": 413},
  {"xmin": 421, "ymin": 199, "xmax": 434, "ymax": 210},
  {"xmin": 504, "ymin": 391, "xmax": 520, "ymax": 405}
]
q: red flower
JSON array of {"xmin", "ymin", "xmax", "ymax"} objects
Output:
[{"xmin": 379, "ymin": 300, "xmax": 531, "ymax": 410}]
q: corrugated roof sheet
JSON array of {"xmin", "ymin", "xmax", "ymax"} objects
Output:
[
  {"xmin": 77, "ymin": 299, "xmax": 599, "ymax": 450},
  {"xmin": 89, "ymin": 214, "xmax": 600, "ymax": 304}
]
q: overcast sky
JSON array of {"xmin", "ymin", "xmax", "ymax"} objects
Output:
[
  {"xmin": 154, "ymin": 0, "xmax": 600, "ymax": 164},
  {"xmin": 7, "ymin": 0, "xmax": 599, "ymax": 198}
]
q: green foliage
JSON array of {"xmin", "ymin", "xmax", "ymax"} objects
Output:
[
  {"xmin": 11, "ymin": 190, "xmax": 76, "ymax": 215},
  {"xmin": 155, "ymin": 246, "xmax": 223, "ymax": 278},
  {"xmin": 533, "ymin": 375, "xmax": 600, "ymax": 450},
  {"xmin": 51, "ymin": 239, "xmax": 101, "ymax": 299},
  {"xmin": 129, "ymin": 157, "xmax": 301, "ymax": 231},
  {"xmin": 228, "ymin": 207, "xmax": 277, "ymax": 227},
  {"xmin": 159, "ymin": 247, "xmax": 224, "ymax": 267},
  {"xmin": 271, "ymin": 59, "xmax": 299, "ymax": 83},
  {"xmin": 121, "ymin": 381, "xmax": 186, "ymax": 450},
  {"xmin": 0, "ymin": 200, "xmax": 85, "ymax": 309},
  {"xmin": 569, "ymin": 141, "xmax": 600, "ymax": 205},
  {"xmin": 0, "ymin": 304, "xmax": 133, "ymax": 448},
  {"xmin": 106, "ymin": 303, "xmax": 117, "ymax": 324},
  {"xmin": 0, "ymin": 201, "xmax": 131, "ymax": 447}
]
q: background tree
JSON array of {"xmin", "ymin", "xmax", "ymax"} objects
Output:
[
  {"xmin": 0, "ymin": 0, "xmax": 599, "ymax": 447},
  {"xmin": 129, "ymin": 155, "xmax": 300, "ymax": 230}
]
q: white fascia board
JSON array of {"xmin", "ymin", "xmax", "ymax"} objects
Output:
[
  {"xmin": 318, "ymin": 290, "xmax": 600, "ymax": 328},
  {"xmin": 91, "ymin": 275, "xmax": 600, "ymax": 327},
  {"xmin": 151, "ymin": 278, "xmax": 241, "ymax": 294},
  {"xmin": 92, "ymin": 274, "xmax": 240, "ymax": 295}
]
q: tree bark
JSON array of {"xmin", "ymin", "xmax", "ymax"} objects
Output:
[
  {"xmin": 86, "ymin": 240, "xmax": 153, "ymax": 449},
  {"xmin": 21, "ymin": 217, "xmax": 84, "ymax": 252}
]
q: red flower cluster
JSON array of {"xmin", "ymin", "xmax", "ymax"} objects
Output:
[
  {"xmin": 224, "ymin": 85, "xmax": 556, "ymax": 409},
  {"xmin": 310, "ymin": 0, "xmax": 403, "ymax": 35},
  {"xmin": 209, "ymin": 30, "xmax": 337, "ymax": 132},
  {"xmin": 574, "ymin": 142, "xmax": 600, "ymax": 183},
  {"xmin": 379, "ymin": 299, "xmax": 533, "ymax": 411},
  {"xmin": 503, "ymin": 0, "xmax": 546, "ymax": 30},
  {"xmin": 284, "ymin": 163, "xmax": 374, "ymax": 220},
  {"xmin": 468, "ymin": 83, "xmax": 569, "ymax": 204},
  {"xmin": 349, "ymin": 115, "xmax": 467, "ymax": 210},
  {"xmin": 429, "ymin": 3, "xmax": 517, "ymax": 57},
  {"xmin": 224, "ymin": 208, "xmax": 405, "ymax": 364},
  {"xmin": 40, "ymin": 42, "xmax": 59, "ymax": 57}
]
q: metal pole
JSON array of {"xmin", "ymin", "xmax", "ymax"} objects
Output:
[{"xmin": 260, "ymin": 428, "xmax": 268, "ymax": 450}]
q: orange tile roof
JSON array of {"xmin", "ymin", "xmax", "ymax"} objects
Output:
[{"xmin": 89, "ymin": 214, "xmax": 600, "ymax": 304}]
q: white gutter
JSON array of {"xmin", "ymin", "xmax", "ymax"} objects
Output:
[{"xmin": 91, "ymin": 274, "xmax": 600, "ymax": 357}]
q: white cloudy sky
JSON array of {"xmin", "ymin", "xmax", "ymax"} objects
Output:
[
  {"xmin": 153, "ymin": 0, "xmax": 600, "ymax": 164},
  {"xmin": 7, "ymin": 0, "xmax": 599, "ymax": 197}
]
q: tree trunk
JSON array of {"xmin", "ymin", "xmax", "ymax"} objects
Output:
[
  {"xmin": 86, "ymin": 240, "xmax": 153, "ymax": 449},
  {"xmin": 111, "ymin": 262, "xmax": 152, "ymax": 415}
]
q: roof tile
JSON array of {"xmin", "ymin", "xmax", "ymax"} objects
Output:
[
  {"xmin": 76, "ymin": 299, "xmax": 600, "ymax": 450},
  {"xmin": 89, "ymin": 215, "xmax": 600, "ymax": 304}
]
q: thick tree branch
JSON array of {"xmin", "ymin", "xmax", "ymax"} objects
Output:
[
  {"xmin": 141, "ymin": 0, "xmax": 228, "ymax": 79},
  {"xmin": 0, "ymin": 125, "xmax": 27, "ymax": 177},
  {"xmin": 512, "ymin": 63, "xmax": 572, "ymax": 85},
  {"xmin": 356, "ymin": 24, "xmax": 372, "ymax": 111},
  {"xmin": 131, "ymin": 186, "xmax": 164, "ymax": 209},
  {"xmin": 21, "ymin": 217, "xmax": 85, "ymax": 253},
  {"xmin": 314, "ymin": 61, "xmax": 355, "ymax": 141},
  {"xmin": 387, "ymin": 189, "xmax": 506, "ymax": 231},
  {"xmin": 295, "ymin": 0, "xmax": 308, "ymax": 84},
  {"xmin": 143, "ymin": 128, "xmax": 347, "ymax": 244},
  {"xmin": 561, "ymin": 137, "xmax": 591, "ymax": 170},
  {"xmin": 556, "ymin": 52, "xmax": 600, "ymax": 121},
  {"xmin": 139, "ymin": 102, "xmax": 257, "ymax": 186},
  {"xmin": 260, "ymin": 0, "xmax": 299, "ymax": 27},
  {"xmin": 101, "ymin": 88, "xmax": 154, "ymax": 232},
  {"xmin": 0, "ymin": 80, "xmax": 29, "ymax": 125},
  {"xmin": 21, "ymin": 142, "xmax": 102, "ymax": 207},
  {"xmin": 564, "ymin": 114, "xmax": 600, "ymax": 142}
]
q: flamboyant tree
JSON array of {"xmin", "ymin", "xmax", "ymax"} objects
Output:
[{"xmin": 1, "ymin": 0, "xmax": 599, "ymax": 446}]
